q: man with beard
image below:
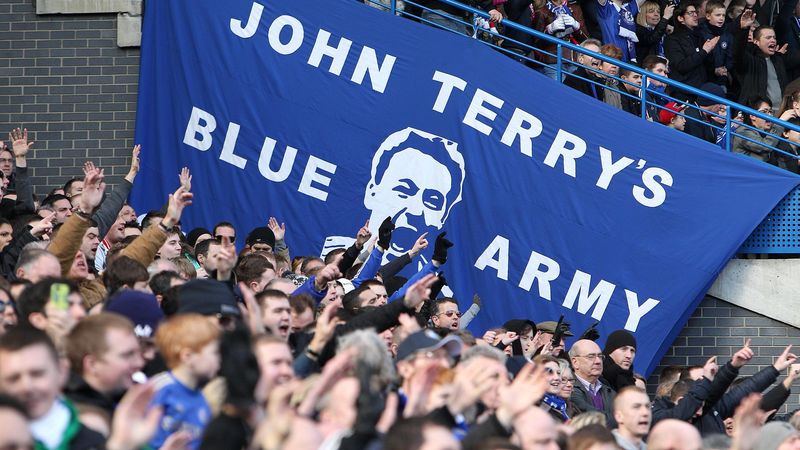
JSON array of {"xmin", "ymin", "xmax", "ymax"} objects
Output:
[{"xmin": 602, "ymin": 330, "xmax": 637, "ymax": 392}]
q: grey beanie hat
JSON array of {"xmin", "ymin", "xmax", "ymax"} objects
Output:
[{"xmin": 754, "ymin": 422, "xmax": 798, "ymax": 450}]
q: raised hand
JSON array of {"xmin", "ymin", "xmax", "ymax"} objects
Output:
[
  {"xmin": 403, "ymin": 274, "xmax": 439, "ymax": 309},
  {"xmin": 307, "ymin": 301, "xmax": 341, "ymax": 356},
  {"xmin": 496, "ymin": 363, "xmax": 549, "ymax": 427},
  {"xmin": 161, "ymin": 185, "xmax": 193, "ymax": 229},
  {"xmin": 239, "ymin": 281, "xmax": 265, "ymax": 335},
  {"xmin": 354, "ymin": 220, "xmax": 371, "ymax": 248},
  {"xmin": 30, "ymin": 212, "xmax": 56, "ymax": 238},
  {"xmin": 313, "ymin": 262, "xmax": 342, "ymax": 291},
  {"xmin": 740, "ymin": 9, "xmax": 756, "ymax": 29},
  {"xmin": 215, "ymin": 236, "xmax": 236, "ymax": 280},
  {"xmin": 702, "ymin": 36, "xmax": 720, "ymax": 53},
  {"xmin": 730, "ymin": 394, "xmax": 767, "ymax": 450},
  {"xmin": 9, "ymin": 128, "xmax": 34, "ymax": 159},
  {"xmin": 704, "ymin": 356, "xmax": 719, "ymax": 380},
  {"xmin": 179, "ymin": 167, "xmax": 191, "ymax": 192},
  {"xmin": 409, "ymin": 232, "xmax": 429, "ymax": 258},
  {"xmin": 447, "ymin": 360, "xmax": 503, "ymax": 415},
  {"xmin": 78, "ymin": 166, "xmax": 106, "ymax": 215},
  {"xmin": 377, "ymin": 216, "xmax": 395, "ymax": 251},
  {"xmin": 106, "ymin": 383, "xmax": 163, "ymax": 450},
  {"xmin": 731, "ymin": 338, "xmax": 754, "ymax": 368},
  {"xmin": 268, "ymin": 216, "xmax": 285, "ymax": 241},
  {"xmin": 773, "ymin": 345, "xmax": 798, "ymax": 371},
  {"xmin": 126, "ymin": 145, "xmax": 141, "ymax": 182},
  {"xmin": 432, "ymin": 232, "xmax": 454, "ymax": 265},
  {"xmin": 778, "ymin": 43, "xmax": 789, "ymax": 54},
  {"xmin": 482, "ymin": 330, "xmax": 498, "ymax": 345},
  {"xmin": 472, "ymin": 293, "xmax": 481, "ymax": 307}
]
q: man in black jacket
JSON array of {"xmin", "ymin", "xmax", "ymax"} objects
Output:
[
  {"xmin": 664, "ymin": 2, "xmax": 720, "ymax": 100},
  {"xmin": 734, "ymin": 9, "xmax": 800, "ymax": 108},
  {"xmin": 565, "ymin": 39, "xmax": 605, "ymax": 100}
]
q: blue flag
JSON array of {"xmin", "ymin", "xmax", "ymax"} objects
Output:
[{"xmin": 131, "ymin": 0, "xmax": 800, "ymax": 374}]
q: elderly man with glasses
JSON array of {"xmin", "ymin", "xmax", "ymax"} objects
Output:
[{"xmin": 569, "ymin": 338, "xmax": 617, "ymax": 423}]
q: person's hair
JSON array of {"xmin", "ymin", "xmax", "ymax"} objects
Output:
[
  {"xmin": 338, "ymin": 329, "xmax": 397, "ymax": 388},
  {"xmin": 16, "ymin": 278, "xmax": 80, "ymax": 325},
  {"xmin": 291, "ymin": 256, "xmax": 304, "ymax": 273},
  {"xmin": 778, "ymin": 89, "xmax": 800, "ymax": 117},
  {"xmin": 324, "ymin": 248, "xmax": 345, "ymax": 265},
  {"xmin": 613, "ymin": 386, "xmax": 648, "ymax": 413},
  {"xmin": 384, "ymin": 417, "xmax": 447, "ymax": 450},
  {"xmin": 675, "ymin": 1, "xmax": 699, "ymax": 19},
  {"xmin": 235, "ymin": 254, "xmax": 275, "ymax": 284},
  {"xmin": 149, "ymin": 270, "xmax": 182, "ymax": 297},
  {"xmin": 359, "ymin": 279, "xmax": 384, "ymax": 290},
  {"xmin": 299, "ymin": 257, "xmax": 323, "ymax": 276},
  {"xmin": 568, "ymin": 423, "xmax": 617, "ymax": 450},
  {"xmin": 460, "ymin": 344, "xmax": 506, "ymax": 364},
  {"xmin": 0, "ymin": 326, "xmax": 59, "ymax": 365},
  {"xmin": 656, "ymin": 380, "xmax": 677, "ymax": 398},
  {"xmin": 743, "ymin": 96, "xmax": 773, "ymax": 127},
  {"xmin": 194, "ymin": 238, "xmax": 220, "ymax": 261},
  {"xmin": 702, "ymin": 433, "xmax": 732, "ymax": 450},
  {"xmin": 65, "ymin": 313, "xmax": 135, "ymax": 376},
  {"xmin": 642, "ymin": 54, "xmax": 668, "ymax": 72},
  {"xmin": 14, "ymin": 248, "xmax": 56, "ymax": 277},
  {"xmin": 342, "ymin": 284, "xmax": 373, "ymax": 317},
  {"xmin": 706, "ymin": 0, "xmax": 725, "ymax": 13},
  {"xmin": 753, "ymin": 25, "xmax": 774, "ymax": 41},
  {"xmin": 599, "ymin": 43, "xmax": 623, "ymax": 60},
  {"xmin": 142, "ymin": 211, "xmax": 165, "ymax": 229},
  {"xmin": 155, "ymin": 313, "xmax": 220, "ymax": 369},
  {"xmin": 273, "ymin": 254, "xmax": 289, "ymax": 273},
  {"xmin": 104, "ymin": 256, "xmax": 148, "ymax": 296},
  {"xmin": 450, "ymin": 329, "xmax": 476, "ymax": 347},
  {"xmin": 580, "ymin": 38, "xmax": 602, "ymax": 49},
  {"xmin": 40, "ymin": 194, "xmax": 69, "ymax": 209},
  {"xmin": 160, "ymin": 285, "xmax": 181, "ymax": 317},
  {"xmin": 432, "ymin": 297, "xmax": 458, "ymax": 315},
  {"xmin": 213, "ymin": 221, "xmax": 236, "ymax": 236},
  {"xmin": 170, "ymin": 257, "xmax": 197, "ymax": 280},
  {"xmin": 123, "ymin": 220, "xmax": 141, "ymax": 232},
  {"xmin": 0, "ymin": 393, "xmax": 30, "ymax": 420},
  {"xmin": 63, "ymin": 177, "xmax": 83, "ymax": 196},
  {"xmin": 534, "ymin": 354, "xmax": 560, "ymax": 366},
  {"xmin": 619, "ymin": 67, "xmax": 638, "ymax": 78},
  {"xmin": 255, "ymin": 289, "xmax": 289, "ymax": 310},
  {"xmin": 636, "ymin": 1, "xmax": 661, "ymax": 27},
  {"xmin": 669, "ymin": 379, "xmax": 692, "ymax": 402},
  {"xmin": 679, "ymin": 365, "xmax": 703, "ymax": 380},
  {"xmin": 289, "ymin": 294, "xmax": 314, "ymax": 315},
  {"xmin": 726, "ymin": 0, "xmax": 746, "ymax": 17},
  {"xmin": 659, "ymin": 365, "xmax": 683, "ymax": 383},
  {"xmin": 569, "ymin": 411, "xmax": 608, "ymax": 430},
  {"xmin": 367, "ymin": 128, "xmax": 466, "ymax": 224},
  {"xmin": 783, "ymin": 117, "xmax": 800, "ymax": 140},
  {"xmin": 634, "ymin": 372, "xmax": 647, "ymax": 386}
]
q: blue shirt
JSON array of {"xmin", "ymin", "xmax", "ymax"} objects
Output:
[
  {"xmin": 596, "ymin": 0, "xmax": 639, "ymax": 61},
  {"xmin": 148, "ymin": 372, "xmax": 212, "ymax": 450}
]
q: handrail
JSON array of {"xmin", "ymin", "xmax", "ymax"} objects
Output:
[{"xmin": 383, "ymin": 0, "xmax": 800, "ymax": 163}]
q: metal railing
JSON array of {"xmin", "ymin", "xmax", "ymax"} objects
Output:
[{"xmin": 364, "ymin": 0, "xmax": 800, "ymax": 253}]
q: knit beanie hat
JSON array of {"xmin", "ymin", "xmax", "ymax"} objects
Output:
[
  {"xmin": 104, "ymin": 290, "xmax": 165, "ymax": 338},
  {"xmin": 603, "ymin": 329, "xmax": 637, "ymax": 355},
  {"xmin": 245, "ymin": 226, "xmax": 276, "ymax": 249},
  {"xmin": 186, "ymin": 227, "xmax": 212, "ymax": 248},
  {"xmin": 754, "ymin": 422, "xmax": 798, "ymax": 450}
]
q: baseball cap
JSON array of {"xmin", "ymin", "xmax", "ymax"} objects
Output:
[
  {"xmin": 658, "ymin": 101, "xmax": 686, "ymax": 124},
  {"xmin": 177, "ymin": 279, "xmax": 241, "ymax": 317},
  {"xmin": 396, "ymin": 329, "xmax": 463, "ymax": 362},
  {"xmin": 104, "ymin": 290, "xmax": 164, "ymax": 338}
]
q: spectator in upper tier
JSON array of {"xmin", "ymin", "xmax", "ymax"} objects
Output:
[
  {"xmin": 775, "ymin": 0, "xmax": 800, "ymax": 78},
  {"xmin": 773, "ymin": 116, "xmax": 800, "ymax": 173},
  {"xmin": 732, "ymin": 97, "xmax": 794, "ymax": 161},
  {"xmin": 595, "ymin": 0, "xmax": 640, "ymax": 61},
  {"xmin": 565, "ymin": 39, "xmax": 605, "ymax": 100},
  {"xmin": 635, "ymin": 1, "xmax": 673, "ymax": 59},
  {"xmin": 619, "ymin": 68, "xmax": 644, "ymax": 116},
  {"xmin": 698, "ymin": 1, "xmax": 734, "ymax": 93},
  {"xmin": 534, "ymin": 0, "xmax": 589, "ymax": 79},
  {"xmin": 683, "ymin": 82, "xmax": 728, "ymax": 144},
  {"xmin": 599, "ymin": 44, "xmax": 624, "ymax": 110},
  {"xmin": 734, "ymin": 10, "xmax": 800, "ymax": 110},
  {"xmin": 665, "ymin": 2, "xmax": 719, "ymax": 99},
  {"xmin": 659, "ymin": 102, "xmax": 688, "ymax": 131}
]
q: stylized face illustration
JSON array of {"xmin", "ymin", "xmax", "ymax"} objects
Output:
[{"xmin": 364, "ymin": 129, "xmax": 464, "ymax": 260}]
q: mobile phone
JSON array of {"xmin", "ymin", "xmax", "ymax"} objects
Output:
[{"xmin": 49, "ymin": 283, "xmax": 70, "ymax": 310}]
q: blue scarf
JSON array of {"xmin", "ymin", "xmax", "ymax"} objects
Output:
[
  {"xmin": 542, "ymin": 393, "xmax": 570, "ymax": 420},
  {"xmin": 547, "ymin": 1, "xmax": 573, "ymax": 17}
]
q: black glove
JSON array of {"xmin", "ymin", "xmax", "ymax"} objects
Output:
[
  {"xmin": 377, "ymin": 216, "xmax": 395, "ymax": 250},
  {"xmin": 580, "ymin": 322, "xmax": 600, "ymax": 341},
  {"xmin": 432, "ymin": 232, "xmax": 454, "ymax": 264},
  {"xmin": 429, "ymin": 273, "xmax": 447, "ymax": 301}
]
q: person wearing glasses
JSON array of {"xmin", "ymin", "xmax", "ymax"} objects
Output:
[
  {"xmin": 430, "ymin": 297, "xmax": 461, "ymax": 331},
  {"xmin": 569, "ymin": 339, "xmax": 617, "ymax": 423},
  {"xmin": 664, "ymin": 2, "xmax": 720, "ymax": 100}
]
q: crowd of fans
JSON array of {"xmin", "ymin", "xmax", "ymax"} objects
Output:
[
  {"xmin": 370, "ymin": 0, "xmax": 800, "ymax": 173},
  {"xmin": 0, "ymin": 125, "xmax": 798, "ymax": 450}
]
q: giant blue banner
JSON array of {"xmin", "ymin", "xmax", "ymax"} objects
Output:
[{"xmin": 131, "ymin": 0, "xmax": 800, "ymax": 374}]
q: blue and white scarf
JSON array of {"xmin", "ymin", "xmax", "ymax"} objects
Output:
[{"xmin": 542, "ymin": 393, "xmax": 570, "ymax": 421}]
